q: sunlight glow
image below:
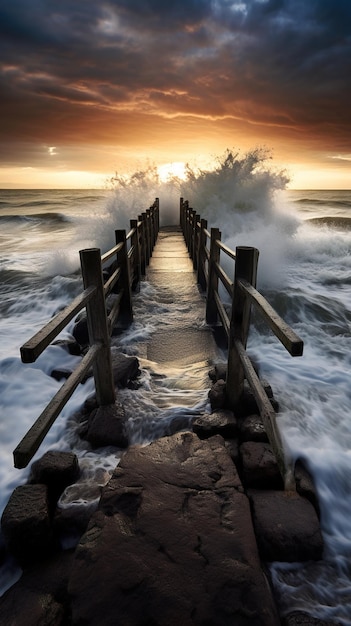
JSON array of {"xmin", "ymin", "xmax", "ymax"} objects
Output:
[{"xmin": 157, "ymin": 162, "xmax": 187, "ymax": 182}]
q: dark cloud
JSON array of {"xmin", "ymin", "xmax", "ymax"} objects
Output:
[{"xmin": 0, "ymin": 0, "xmax": 350, "ymax": 173}]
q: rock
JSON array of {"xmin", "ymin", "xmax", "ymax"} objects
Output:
[
  {"xmin": 192, "ymin": 409, "xmax": 237, "ymax": 439},
  {"xmin": 30, "ymin": 451, "xmax": 80, "ymax": 509},
  {"xmin": 50, "ymin": 368, "xmax": 72, "ymax": 381},
  {"xmin": 208, "ymin": 378, "xmax": 226, "ymax": 409},
  {"xmin": 208, "ymin": 362, "xmax": 227, "ymax": 382},
  {"xmin": 1, "ymin": 484, "xmax": 54, "ymax": 564},
  {"xmin": 68, "ymin": 432, "xmax": 279, "ymax": 625},
  {"xmin": 54, "ymin": 501, "xmax": 99, "ymax": 548},
  {"xmin": 110, "ymin": 348, "xmax": 140, "ymax": 387},
  {"xmin": 224, "ymin": 438, "xmax": 240, "ymax": 466},
  {"xmin": 239, "ymin": 414, "xmax": 269, "ymax": 443},
  {"xmin": 294, "ymin": 459, "xmax": 320, "ymax": 517},
  {"xmin": 85, "ymin": 403, "xmax": 128, "ymax": 448},
  {"xmin": 283, "ymin": 611, "xmax": 342, "ymax": 625},
  {"xmin": 249, "ymin": 490, "xmax": 324, "ymax": 562},
  {"xmin": 0, "ymin": 551, "xmax": 74, "ymax": 625},
  {"xmin": 240, "ymin": 441, "xmax": 284, "ymax": 489},
  {"xmin": 72, "ymin": 314, "xmax": 89, "ymax": 348},
  {"xmin": 237, "ymin": 380, "xmax": 278, "ymax": 416},
  {"xmin": 52, "ymin": 338, "xmax": 82, "ymax": 356}
]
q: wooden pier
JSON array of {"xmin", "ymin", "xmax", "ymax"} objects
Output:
[{"xmin": 0, "ymin": 201, "xmax": 328, "ymax": 626}]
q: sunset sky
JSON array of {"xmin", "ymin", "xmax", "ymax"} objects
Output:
[{"xmin": 1, "ymin": 0, "xmax": 350, "ymax": 189}]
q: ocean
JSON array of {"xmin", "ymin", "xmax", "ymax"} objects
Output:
[{"xmin": 0, "ymin": 157, "xmax": 351, "ymax": 623}]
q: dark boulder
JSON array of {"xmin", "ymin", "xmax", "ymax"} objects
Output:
[
  {"xmin": 239, "ymin": 414, "xmax": 269, "ymax": 443},
  {"xmin": 240, "ymin": 441, "xmax": 284, "ymax": 489},
  {"xmin": 30, "ymin": 451, "xmax": 80, "ymax": 508},
  {"xmin": 208, "ymin": 378, "xmax": 226, "ymax": 409},
  {"xmin": 110, "ymin": 348, "xmax": 140, "ymax": 387},
  {"xmin": 85, "ymin": 402, "xmax": 128, "ymax": 448},
  {"xmin": 192, "ymin": 409, "xmax": 237, "ymax": 439},
  {"xmin": 1, "ymin": 484, "xmax": 54, "ymax": 565},
  {"xmin": 249, "ymin": 489, "xmax": 324, "ymax": 562}
]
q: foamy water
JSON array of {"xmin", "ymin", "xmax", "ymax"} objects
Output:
[{"xmin": 0, "ymin": 154, "xmax": 351, "ymax": 622}]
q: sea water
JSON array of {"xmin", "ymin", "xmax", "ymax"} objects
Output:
[{"xmin": 0, "ymin": 153, "xmax": 351, "ymax": 623}]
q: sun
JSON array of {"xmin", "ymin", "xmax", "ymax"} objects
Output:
[{"xmin": 157, "ymin": 161, "xmax": 187, "ymax": 182}]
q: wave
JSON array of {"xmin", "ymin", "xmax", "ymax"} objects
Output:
[
  {"xmin": 0, "ymin": 212, "xmax": 71, "ymax": 225},
  {"xmin": 306, "ymin": 216, "xmax": 351, "ymax": 229}
]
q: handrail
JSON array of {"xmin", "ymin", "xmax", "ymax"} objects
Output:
[
  {"xmin": 180, "ymin": 197, "xmax": 303, "ymax": 490},
  {"xmin": 20, "ymin": 286, "xmax": 97, "ymax": 363},
  {"xmin": 14, "ymin": 198, "xmax": 160, "ymax": 468},
  {"xmin": 238, "ymin": 278, "xmax": 303, "ymax": 356}
]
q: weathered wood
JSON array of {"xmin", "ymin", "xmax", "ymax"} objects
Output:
[
  {"xmin": 206, "ymin": 228, "xmax": 221, "ymax": 324},
  {"xmin": 130, "ymin": 219, "xmax": 141, "ymax": 289},
  {"xmin": 197, "ymin": 218, "xmax": 208, "ymax": 291},
  {"xmin": 234, "ymin": 338, "xmax": 295, "ymax": 490},
  {"xmin": 138, "ymin": 214, "xmax": 147, "ymax": 275},
  {"xmin": 238, "ymin": 278, "xmax": 303, "ymax": 356},
  {"xmin": 226, "ymin": 246, "xmax": 259, "ymax": 407},
  {"xmin": 20, "ymin": 286, "xmax": 96, "ymax": 363},
  {"xmin": 115, "ymin": 231, "xmax": 133, "ymax": 325},
  {"xmin": 14, "ymin": 344, "xmax": 101, "ymax": 468},
  {"xmin": 192, "ymin": 214, "xmax": 200, "ymax": 270},
  {"xmin": 80, "ymin": 248, "xmax": 116, "ymax": 407}
]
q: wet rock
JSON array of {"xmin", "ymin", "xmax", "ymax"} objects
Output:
[
  {"xmin": 208, "ymin": 362, "xmax": 227, "ymax": 382},
  {"xmin": 85, "ymin": 402, "xmax": 128, "ymax": 448},
  {"xmin": 283, "ymin": 611, "xmax": 342, "ymax": 625},
  {"xmin": 249, "ymin": 490, "xmax": 324, "ymax": 562},
  {"xmin": 0, "ymin": 551, "xmax": 74, "ymax": 625},
  {"xmin": 1, "ymin": 484, "xmax": 54, "ymax": 565},
  {"xmin": 208, "ymin": 378, "xmax": 226, "ymax": 409},
  {"xmin": 294, "ymin": 459, "xmax": 320, "ymax": 518},
  {"xmin": 192, "ymin": 409, "xmax": 237, "ymax": 439},
  {"xmin": 68, "ymin": 432, "xmax": 279, "ymax": 625},
  {"xmin": 50, "ymin": 368, "xmax": 72, "ymax": 381},
  {"xmin": 224, "ymin": 438, "xmax": 240, "ymax": 466},
  {"xmin": 240, "ymin": 441, "xmax": 283, "ymax": 489},
  {"xmin": 72, "ymin": 314, "xmax": 89, "ymax": 348},
  {"xmin": 239, "ymin": 414, "xmax": 269, "ymax": 443},
  {"xmin": 30, "ymin": 451, "xmax": 80, "ymax": 506},
  {"xmin": 110, "ymin": 348, "xmax": 140, "ymax": 387},
  {"xmin": 52, "ymin": 338, "xmax": 82, "ymax": 356}
]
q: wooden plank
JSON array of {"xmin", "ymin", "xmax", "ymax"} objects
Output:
[
  {"xmin": 238, "ymin": 278, "xmax": 304, "ymax": 356},
  {"xmin": 217, "ymin": 240, "xmax": 236, "ymax": 261},
  {"xmin": 20, "ymin": 286, "xmax": 96, "ymax": 363},
  {"xmin": 14, "ymin": 344, "xmax": 100, "ymax": 468},
  {"xmin": 234, "ymin": 338, "xmax": 295, "ymax": 490},
  {"xmin": 214, "ymin": 261, "xmax": 233, "ymax": 299},
  {"xmin": 101, "ymin": 242, "xmax": 123, "ymax": 265}
]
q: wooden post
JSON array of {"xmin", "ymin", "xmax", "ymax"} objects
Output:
[
  {"xmin": 146, "ymin": 209, "xmax": 152, "ymax": 261},
  {"xmin": 80, "ymin": 248, "xmax": 115, "ymax": 406},
  {"xmin": 226, "ymin": 246, "xmax": 259, "ymax": 407},
  {"xmin": 155, "ymin": 197, "xmax": 160, "ymax": 236},
  {"xmin": 192, "ymin": 213, "xmax": 200, "ymax": 270},
  {"xmin": 180, "ymin": 197, "xmax": 184, "ymax": 231},
  {"xmin": 141, "ymin": 212, "xmax": 150, "ymax": 266},
  {"xmin": 206, "ymin": 228, "xmax": 221, "ymax": 324},
  {"xmin": 197, "ymin": 218, "xmax": 208, "ymax": 291},
  {"xmin": 148, "ymin": 207, "xmax": 155, "ymax": 252},
  {"xmin": 130, "ymin": 218, "xmax": 141, "ymax": 290},
  {"xmin": 184, "ymin": 202, "xmax": 190, "ymax": 249},
  {"xmin": 115, "ymin": 230, "xmax": 133, "ymax": 325},
  {"xmin": 138, "ymin": 214, "xmax": 147, "ymax": 275}
]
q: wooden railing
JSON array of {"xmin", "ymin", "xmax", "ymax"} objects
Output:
[
  {"xmin": 13, "ymin": 199, "xmax": 159, "ymax": 469},
  {"xmin": 180, "ymin": 198, "xmax": 303, "ymax": 489}
]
